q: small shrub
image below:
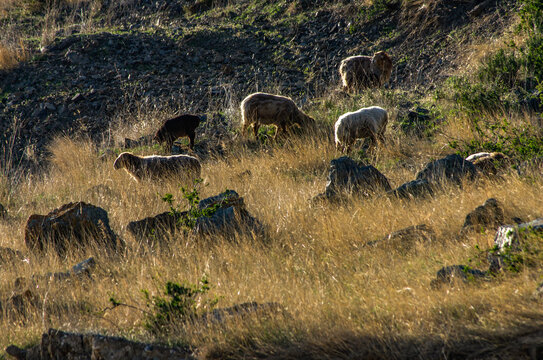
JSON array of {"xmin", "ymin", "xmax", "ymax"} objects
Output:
[
  {"xmin": 478, "ymin": 49, "xmax": 520, "ymax": 88},
  {"xmin": 449, "ymin": 117, "xmax": 543, "ymax": 160},
  {"xmin": 161, "ymin": 179, "xmax": 225, "ymax": 229},
  {"xmin": 142, "ymin": 276, "xmax": 219, "ymax": 334}
]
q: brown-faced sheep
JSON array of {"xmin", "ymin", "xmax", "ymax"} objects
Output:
[
  {"xmin": 339, "ymin": 51, "xmax": 393, "ymax": 92},
  {"xmin": 334, "ymin": 106, "xmax": 388, "ymax": 152},
  {"xmin": 154, "ymin": 114, "xmax": 201, "ymax": 150},
  {"xmin": 240, "ymin": 92, "xmax": 315, "ymax": 138},
  {"xmin": 113, "ymin": 152, "xmax": 201, "ymax": 182}
]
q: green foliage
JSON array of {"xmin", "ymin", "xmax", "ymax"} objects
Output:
[
  {"xmin": 142, "ymin": 276, "xmax": 219, "ymax": 333},
  {"xmin": 449, "ymin": 117, "xmax": 543, "ymax": 160},
  {"xmin": 478, "ymin": 49, "xmax": 520, "ymax": 88},
  {"xmin": 161, "ymin": 179, "xmax": 225, "ymax": 229},
  {"xmin": 519, "ymin": 0, "xmax": 543, "ymax": 33},
  {"xmin": 524, "ymin": 34, "xmax": 543, "ymax": 82}
]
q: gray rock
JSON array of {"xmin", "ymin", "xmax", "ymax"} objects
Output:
[
  {"xmin": 368, "ymin": 224, "xmax": 436, "ymax": 253},
  {"xmin": 200, "ymin": 302, "xmax": 284, "ymax": 324},
  {"xmin": 431, "ymin": 265, "xmax": 488, "ymax": 288},
  {"xmin": 194, "ymin": 190, "xmax": 263, "ymax": 237},
  {"xmin": 6, "ymin": 328, "xmax": 193, "ymax": 360},
  {"xmin": 416, "ymin": 154, "xmax": 477, "ymax": 186},
  {"xmin": 462, "ymin": 198, "xmax": 505, "ymax": 234},
  {"xmin": 489, "ymin": 218, "xmax": 543, "ymax": 272},
  {"xmin": 323, "ymin": 156, "xmax": 392, "ymax": 200},
  {"xmin": 388, "ymin": 179, "xmax": 434, "ymax": 199},
  {"xmin": 24, "ymin": 202, "xmax": 121, "ymax": 256},
  {"xmin": 127, "ymin": 211, "xmax": 186, "ymax": 242}
]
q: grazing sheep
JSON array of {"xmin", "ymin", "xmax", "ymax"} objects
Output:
[
  {"xmin": 334, "ymin": 106, "xmax": 388, "ymax": 152},
  {"xmin": 240, "ymin": 92, "xmax": 315, "ymax": 138},
  {"xmin": 154, "ymin": 114, "xmax": 201, "ymax": 150},
  {"xmin": 113, "ymin": 152, "xmax": 201, "ymax": 182},
  {"xmin": 339, "ymin": 51, "xmax": 393, "ymax": 92}
]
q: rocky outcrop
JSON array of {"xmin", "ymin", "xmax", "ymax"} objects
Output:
[
  {"xmin": 489, "ymin": 218, "xmax": 543, "ymax": 272},
  {"xmin": 127, "ymin": 211, "xmax": 187, "ymax": 242},
  {"xmin": 24, "ymin": 202, "xmax": 120, "ymax": 255},
  {"xmin": 416, "ymin": 154, "xmax": 477, "ymax": 186},
  {"xmin": 388, "ymin": 179, "xmax": 434, "ymax": 200},
  {"xmin": 127, "ymin": 190, "xmax": 263, "ymax": 241},
  {"xmin": 315, "ymin": 157, "xmax": 391, "ymax": 201},
  {"xmin": 193, "ymin": 190, "xmax": 264, "ymax": 238},
  {"xmin": 6, "ymin": 328, "xmax": 193, "ymax": 360},
  {"xmin": 461, "ymin": 198, "xmax": 505, "ymax": 234},
  {"xmin": 368, "ymin": 224, "xmax": 436, "ymax": 253}
]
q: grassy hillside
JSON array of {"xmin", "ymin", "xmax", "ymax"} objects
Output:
[{"xmin": 0, "ymin": 0, "xmax": 543, "ymax": 359}]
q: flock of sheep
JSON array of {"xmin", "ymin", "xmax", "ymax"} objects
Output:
[{"xmin": 113, "ymin": 51, "xmax": 394, "ymax": 181}]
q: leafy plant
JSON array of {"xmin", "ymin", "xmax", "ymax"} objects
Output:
[
  {"xmin": 448, "ymin": 117, "xmax": 543, "ymax": 160},
  {"xmin": 161, "ymin": 179, "xmax": 225, "ymax": 229},
  {"xmin": 142, "ymin": 276, "xmax": 219, "ymax": 334}
]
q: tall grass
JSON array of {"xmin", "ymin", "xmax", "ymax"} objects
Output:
[{"xmin": 1, "ymin": 99, "xmax": 542, "ymax": 358}]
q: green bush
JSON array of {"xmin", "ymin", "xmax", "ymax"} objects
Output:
[
  {"xmin": 449, "ymin": 117, "xmax": 543, "ymax": 160},
  {"xmin": 478, "ymin": 49, "xmax": 520, "ymax": 88},
  {"xmin": 142, "ymin": 276, "xmax": 219, "ymax": 334}
]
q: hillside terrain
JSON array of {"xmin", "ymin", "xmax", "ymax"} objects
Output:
[{"xmin": 0, "ymin": 0, "xmax": 543, "ymax": 359}]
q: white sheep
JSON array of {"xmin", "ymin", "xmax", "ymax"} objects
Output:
[
  {"xmin": 334, "ymin": 106, "xmax": 388, "ymax": 152},
  {"xmin": 113, "ymin": 152, "xmax": 201, "ymax": 182}
]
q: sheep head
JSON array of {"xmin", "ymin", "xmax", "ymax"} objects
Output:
[{"xmin": 370, "ymin": 51, "xmax": 393, "ymax": 86}]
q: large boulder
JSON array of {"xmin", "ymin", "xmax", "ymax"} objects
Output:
[
  {"xmin": 127, "ymin": 211, "xmax": 187, "ymax": 242},
  {"xmin": 322, "ymin": 156, "xmax": 391, "ymax": 200},
  {"xmin": 6, "ymin": 328, "xmax": 193, "ymax": 360},
  {"xmin": 461, "ymin": 198, "xmax": 505, "ymax": 234},
  {"xmin": 24, "ymin": 202, "xmax": 120, "ymax": 255},
  {"xmin": 416, "ymin": 154, "xmax": 477, "ymax": 186},
  {"xmin": 388, "ymin": 179, "xmax": 434, "ymax": 200},
  {"xmin": 368, "ymin": 224, "xmax": 436, "ymax": 253},
  {"xmin": 127, "ymin": 190, "xmax": 264, "ymax": 241},
  {"xmin": 489, "ymin": 218, "xmax": 543, "ymax": 272},
  {"xmin": 193, "ymin": 190, "xmax": 264, "ymax": 237}
]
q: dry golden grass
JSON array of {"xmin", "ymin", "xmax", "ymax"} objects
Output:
[
  {"xmin": 0, "ymin": 39, "xmax": 27, "ymax": 70},
  {"xmin": 0, "ymin": 97, "xmax": 542, "ymax": 358}
]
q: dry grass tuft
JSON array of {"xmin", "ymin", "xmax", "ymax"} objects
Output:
[{"xmin": 0, "ymin": 39, "xmax": 28, "ymax": 70}]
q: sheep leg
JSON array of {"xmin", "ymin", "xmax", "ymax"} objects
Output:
[
  {"xmin": 253, "ymin": 123, "xmax": 260, "ymax": 139},
  {"xmin": 188, "ymin": 130, "xmax": 196, "ymax": 149}
]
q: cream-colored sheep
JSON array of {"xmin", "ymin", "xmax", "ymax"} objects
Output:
[
  {"xmin": 113, "ymin": 152, "xmax": 201, "ymax": 182},
  {"xmin": 339, "ymin": 51, "xmax": 393, "ymax": 92},
  {"xmin": 240, "ymin": 92, "xmax": 315, "ymax": 138},
  {"xmin": 334, "ymin": 106, "xmax": 388, "ymax": 152}
]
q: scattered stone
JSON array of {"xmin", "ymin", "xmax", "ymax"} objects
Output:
[
  {"xmin": 24, "ymin": 202, "xmax": 120, "ymax": 256},
  {"xmin": 468, "ymin": 0, "xmax": 494, "ymax": 18},
  {"xmin": 416, "ymin": 154, "xmax": 477, "ymax": 186},
  {"xmin": 399, "ymin": 106, "xmax": 434, "ymax": 137},
  {"xmin": 0, "ymin": 289, "xmax": 39, "ymax": 319},
  {"xmin": 462, "ymin": 198, "xmax": 505, "ymax": 234},
  {"xmin": 45, "ymin": 257, "xmax": 96, "ymax": 281},
  {"xmin": 6, "ymin": 328, "xmax": 193, "ymax": 360},
  {"xmin": 388, "ymin": 179, "xmax": 434, "ymax": 199},
  {"xmin": 200, "ymin": 302, "xmax": 284, "ymax": 324},
  {"xmin": 431, "ymin": 265, "xmax": 488, "ymax": 288},
  {"xmin": 489, "ymin": 218, "xmax": 543, "ymax": 272},
  {"xmin": 316, "ymin": 156, "xmax": 391, "ymax": 201},
  {"xmin": 466, "ymin": 152, "xmax": 509, "ymax": 176},
  {"xmin": 368, "ymin": 224, "xmax": 436, "ymax": 253}
]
